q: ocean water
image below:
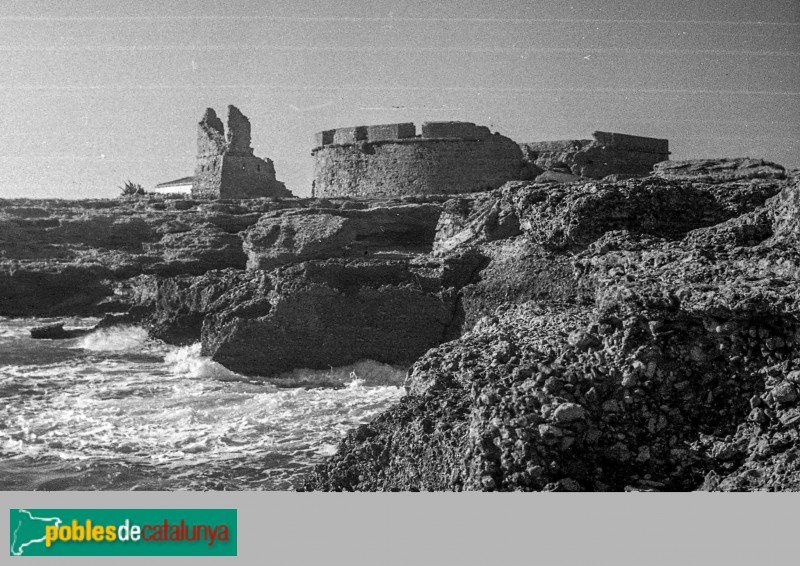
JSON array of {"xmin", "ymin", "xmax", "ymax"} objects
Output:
[{"xmin": 0, "ymin": 317, "xmax": 405, "ymax": 491}]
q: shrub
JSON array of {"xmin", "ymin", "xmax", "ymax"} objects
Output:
[{"xmin": 119, "ymin": 180, "xmax": 146, "ymax": 197}]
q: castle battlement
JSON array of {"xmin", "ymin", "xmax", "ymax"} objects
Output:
[{"xmin": 313, "ymin": 121, "xmax": 503, "ymax": 152}]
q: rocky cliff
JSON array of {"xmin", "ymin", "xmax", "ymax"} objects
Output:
[
  {"xmin": 304, "ymin": 158, "xmax": 800, "ymax": 491},
  {"xmin": 2, "ymin": 157, "xmax": 798, "ymax": 491}
]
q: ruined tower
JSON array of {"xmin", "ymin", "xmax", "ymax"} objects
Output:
[{"xmin": 191, "ymin": 105, "xmax": 292, "ymax": 199}]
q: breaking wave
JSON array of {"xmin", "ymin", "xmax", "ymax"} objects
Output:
[
  {"xmin": 0, "ymin": 317, "xmax": 405, "ymax": 490},
  {"xmin": 165, "ymin": 343, "xmax": 261, "ymax": 383},
  {"xmin": 75, "ymin": 326, "xmax": 151, "ymax": 352},
  {"xmin": 275, "ymin": 359, "xmax": 407, "ymax": 388}
]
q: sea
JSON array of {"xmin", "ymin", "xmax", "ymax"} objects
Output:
[{"xmin": 0, "ymin": 317, "xmax": 406, "ymax": 491}]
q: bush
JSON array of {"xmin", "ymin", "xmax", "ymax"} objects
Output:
[{"xmin": 119, "ymin": 180, "xmax": 146, "ymax": 197}]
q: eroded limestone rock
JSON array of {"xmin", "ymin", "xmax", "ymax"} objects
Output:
[{"xmin": 243, "ymin": 204, "xmax": 442, "ymax": 270}]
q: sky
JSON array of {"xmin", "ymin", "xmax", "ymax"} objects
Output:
[{"xmin": 0, "ymin": 0, "xmax": 798, "ymax": 199}]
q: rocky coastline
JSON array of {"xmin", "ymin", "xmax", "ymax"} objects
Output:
[{"xmin": 3, "ymin": 157, "xmax": 799, "ymax": 491}]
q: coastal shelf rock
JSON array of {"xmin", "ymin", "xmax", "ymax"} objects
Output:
[
  {"xmin": 243, "ymin": 203, "xmax": 443, "ymax": 270},
  {"xmin": 304, "ymin": 165, "xmax": 800, "ymax": 491},
  {"xmin": 3, "ymin": 157, "xmax": 800, "ymax": 492}
]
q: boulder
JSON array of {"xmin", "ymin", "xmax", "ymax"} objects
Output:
[
  {"xmin": 201, "ymin": 259, "xmax": 463, "ymax": 376},
  {"xmin": 145, "ymin": 224, "xmax": 247, "ymax": 275},
  {"xmin": 534, "ymin": 170, "xmax": 582, "ymax": 184},
  {"xmin": 130, "ymin": 269, "xmax": 255, "ymax": 344},
  {"xmin": 30, "ymin": 322, "xmax": 92, "ymax": 339},
  {"xmin": 30, "ymin": 322, "xmax": 70, "ymax": 339}
]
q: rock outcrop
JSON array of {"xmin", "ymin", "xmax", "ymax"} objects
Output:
[
  {"xmin": 653, "ymin": 157, "xmax": 786, "ymax": 182},
  {"xmin": 4, "ymin": 156, "xmax": 800, "ymax": 492},
  {"xmin": 132, "ymin": 203, "xmax": 480, "ymax": 373},
  {"xmin": 243, "ymin": 204, "xmax": 442, "ymax": 270},
  {"xmin": 0, "ymin": 197, "xmax": 313, "ymax": 316},
  {"xmin": 30, "ymin": 322, "xmax": 92, "ymax": 340},
  {"xmin": 304, "ymin": 163, "xmax": 800, "ymax": 491},
  {"xmin": 200, "ymin": 258, "xmax": 464, "ymax": 376}
]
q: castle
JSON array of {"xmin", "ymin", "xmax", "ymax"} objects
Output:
[
  {"xmin": 312, "ymin": 121, "xmax": 669, "ymax": 198},
  {"xmin": 191, "ymin": 105, "xmax": 292, "ymax": 199},
  {"xmin": 160, "ymin": 108, "xmax": 670, "ymax": 200},
  {"xmin": 311, "ymin": 122, "xmax": 523, "ymax": 198}
]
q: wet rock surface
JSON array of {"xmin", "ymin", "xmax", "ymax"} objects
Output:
[
  {"xmin": 200, "ymin": 258, "xmax": 465, "ymax": 376},
  {"xmin": 30, "ymin": 322, "xmax": 91, "ymax": 339}
]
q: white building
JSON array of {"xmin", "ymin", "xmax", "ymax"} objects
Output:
[{"xmin": 150, "ymin": 176, "xmax": 193, "ymax": 196}]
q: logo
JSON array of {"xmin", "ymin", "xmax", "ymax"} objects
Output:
[{"xmin": 9, "ymin": 509, "xmax": 237, "ymax": 556}]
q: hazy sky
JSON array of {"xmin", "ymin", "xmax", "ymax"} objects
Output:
[{"xmin": 1, "ymin": 0, "xmax": 798, "ymax": 199}]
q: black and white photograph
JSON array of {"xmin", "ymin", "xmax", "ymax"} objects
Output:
[{"xmin": 1, "ymin": 0, "xmax": 798, "ymax": 526}]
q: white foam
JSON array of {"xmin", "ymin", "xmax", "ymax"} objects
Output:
[
  {"xmin": 165, "ymin": 343, "xmax": 257, "ymax": 383},
  {"xmin": 76, "ymin": 326, "xmax": 150, "ymax": 352},
  {"xmin": 1, "ymin": 317, "xmax": 409, "ymax": 489},
  {"xmin": 0, "ymin": 327, "xmax": 30, "ymax": 339},
  {"xmin": 316, "ymin": 443, "xmax": 338, "ymax": 456},
  {"xmin": 346, "ymin": 370, "xmax": 366, "ymax": 390},
  {"xmin": 275, "ymin": 359, "xmax": 407, "ymax": 388}
]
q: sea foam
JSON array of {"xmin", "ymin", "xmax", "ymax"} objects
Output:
[
  {"xmin": 165, "ymin": 343, "xmax": 254, "ymax": 383},
  {"xmin": 275, "ymin": 359, "xmax": 407, "ymax": 388},
  {"xmin": 1, "ymin": 317, "xmax": 405, "ymax": 490},
  {"xmin": 76, "ymin": 326, "xmax": 150, "ymax": 352}
]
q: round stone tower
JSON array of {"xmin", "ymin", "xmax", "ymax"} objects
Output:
[{"xmin": 311, "ymin": 121, "xmax": 524, "ymax": 198}]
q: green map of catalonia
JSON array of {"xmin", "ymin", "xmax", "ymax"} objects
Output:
[{"xmin": 10, "ymin": 509, "xmax": 62, "ymax": 556}]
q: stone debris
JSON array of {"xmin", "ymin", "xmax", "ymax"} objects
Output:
[{"xmin": 521, "ymin": 131, "xmax": 669, "ymax": 180}]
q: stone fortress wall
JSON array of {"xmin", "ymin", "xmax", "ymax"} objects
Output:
[
  {"xmin": 521, "ymin": 131, "xmax": 670, "ymax": 180},
  {"xmin": 192, "ymin": 105, "xmax": 293, "ymax": 199},
  {"xmin": 312, "ymin": 121, "xmax": 670, "ymax": 198},
  {"xmin": 311, "ymin": 122, "xmax": 525, "ymax": 198}
]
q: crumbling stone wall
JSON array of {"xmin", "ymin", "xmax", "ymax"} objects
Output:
[
  {"xmin": 521, "ymin": 131, "xmax": 669, "ymax": 179},
  {"xmin": 312, "ymin": 122, "xmax": 524, "ymax": 198},
  {"xmin": 192, "ymin": 105, "xmax": 292, "ymax": 199},
  {"xmin": 192, "ymin": 108, "xmax": 227, "ymax": 198},
  {"xmin": 312, "ymin": 123, "xmax": 671, "ymax": 198}
]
